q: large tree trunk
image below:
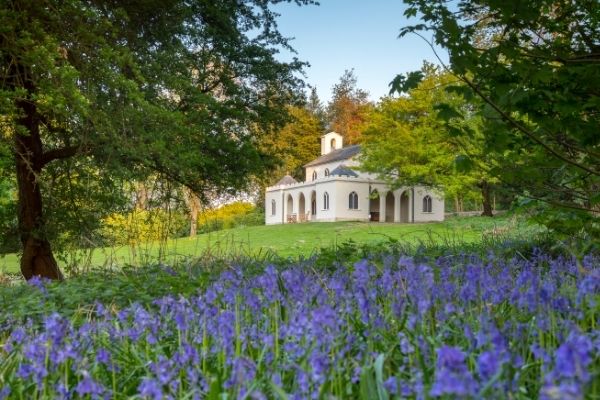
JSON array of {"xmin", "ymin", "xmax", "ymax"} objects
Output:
[
  {"xmin": 13, "ymin": 69, "xmax": 63, "ymax": 280},
  {"xmin": 14, "ymin": 110, "xmax": 63, "ymax": 281},
  {"xmin": 480, "ymin": 180, "xmax": 494, "ymax": 217}
]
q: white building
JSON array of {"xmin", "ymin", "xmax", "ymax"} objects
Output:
[{"xmin": 265, "ymin": 132, "xmax": 444, "ymax": 224}]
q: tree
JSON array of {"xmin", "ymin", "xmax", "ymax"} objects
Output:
[
  {"xmin": 401, "ymin": 0, "xmax": 600, "ymax": 236},
  {"xmin": 361, "ymin": 65, "xmax": 499, "ymax": 215},
  {"xmin": 1, "ymin": 0, "xmax": 313, "ymax": 280},
  {"xmin": 327, "ymin": 69, "xmax": 372, "ymax": 144},
  {"xmin": 260, "ymin": 106, "xmax": 322, "ymax": 182},
  {"xmin": 306, "ymin": 86, "xmax": 327, "ymax": 130}
]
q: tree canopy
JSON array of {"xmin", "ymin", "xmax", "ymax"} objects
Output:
[
  {"xmin": 361, "ymin": 65, "xmax": 498, "ymax": 215},
  {"xmin": 327, "ymin": 69, "xmax": 372, "ymax": 144},
  {"xmin": 1, "ymin": 0, "xmax": 314, "ymax": 279},
  {"xmin": 401, "ymin": 0, "xmax": 600, "ymax": 237}
]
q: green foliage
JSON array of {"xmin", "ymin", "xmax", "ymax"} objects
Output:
[
  {"xmin": 360, "ymin": 65, "xmax": 500, "ymax": 212},
  {"xmin": 0, "ymin": 215, "xmax": 543, "ymax": 275},
  {"xmin": 260, "ymin": 106, "xmax": 322, "ymax": 182},
  {"xmin": 101, "ymin": 209, "xmax": 189, "ymax": 247},
  {"xmin": 401, "ymin": 0, "xmax": 600, "ymax": 239},
  {"xmin": 0, "ymin": 177, "xmax": 18, "ymax": 254},
  {"xmin": 196, "ymin": 202, "xmax": 261, "ymax": 233},
  {"xmin": 1, "ymin": 0, "xmax": 315, "ymax": 276}
]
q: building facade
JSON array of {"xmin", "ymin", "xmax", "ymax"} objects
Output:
[{"xmin": 265, "ymin": 132, "xmax": 444, "ymax": 224}]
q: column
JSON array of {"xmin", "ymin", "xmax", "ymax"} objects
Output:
[
  {"xmin": 379, "ymin": 191, "xmax": 387, "ymax": 223},
  {"xmin": 394, "ymin": 191, "xmax": 401, "ymax": 222}
]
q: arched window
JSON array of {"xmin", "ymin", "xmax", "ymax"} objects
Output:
[
  {"xmin": 271, "ymin": 199, "xmax": 276, "ymax": 215},
  {"xmin": 323, "ymin": 192, "xmax": 330, "ymax": 210},
  {"xmin": 312, "ymin": 171, "xmax": 317, "ymax": 181},
  {"xmin": 330, "ymin": 138, "xmax": 336, "ymax": 149},
  {"xmin": 349, "ymin": 191, "xmax": 358, "ymax": 209},
  {"xmin": 324, "ymin": 168, "xmax": 330, "ymax": 177},
  {"xmin": 423, "ymin": 195, "xmax": 432, "ymax": 213}
]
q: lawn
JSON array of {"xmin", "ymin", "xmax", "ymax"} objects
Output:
[{"xmin": 0, "ymin": 214, "xmax": 532, "ymax": 275}]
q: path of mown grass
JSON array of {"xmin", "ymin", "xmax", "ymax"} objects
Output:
[{"xmin": 0, "ymin": 214, "xmax": 534, "ymax": 275}]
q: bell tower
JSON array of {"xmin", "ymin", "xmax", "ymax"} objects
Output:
[{"xmin": 320, "ymin": 132, "xmax": 343, "ymax": 155}]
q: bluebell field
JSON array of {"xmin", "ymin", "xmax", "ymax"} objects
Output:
[{"xmin": 0, "ymin": 250, "xmax": 599, "ymax": 399}]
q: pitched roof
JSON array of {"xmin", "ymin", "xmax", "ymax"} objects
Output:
[
  {"xmin": 330, "ymin": 164, "xmax": 358, "ymax": 177},
  {"xmin": 304, "ymin": 145, "xmax": 361, "ymax": 167},
  {"xmin": 274, "ymin": 175, "xmax": 297, "ymax": 186}
]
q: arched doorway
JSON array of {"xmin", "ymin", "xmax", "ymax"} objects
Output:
[
  {"xmin": 369, "ymin": 189, "xmax": 380, "ymax": 221},
  {"xmin": 385, "ymin": 192, "xmax": 394, "ymax": 222},
  {"xmin": 400, "ymin": 191, "xmax": 409, "ymax": 223},
  {"xmin": 298, "ymin": 193, "xmax": 306, "ymax": 221},
  {"xmin": 310, "ymin": 191, "xmax": 317, "ymax": 219},
  {"xmin": 286, "ymin": 194, "xmax": 294, "ymax": 223}
]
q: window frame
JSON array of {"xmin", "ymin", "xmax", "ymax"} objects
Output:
[
  {"xmin": 323, "ymin": 191, "xmax": 330, "ymax": 210},
  {"xmin": 271, "ymin": 199, "xmax": 276, "ymax": 216},
  {"xmin": 423, "ymin": 195, "xmax": 432, "ymax": 213},
  {"xmin": 348, "ymin": 191, "xmax": 359, "ymax": 210},
  {"xmin": 312, "ymin": 171, "xmax": 317, "ymax": 181}
]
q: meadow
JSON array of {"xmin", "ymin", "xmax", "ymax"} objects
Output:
[
  {"xmin": 1, "ymin": 215, "xmax": 598, "ymax": 399},
  {"xmin": 1, "ymin": 214, "xmax": 531, "ymax": 275}
]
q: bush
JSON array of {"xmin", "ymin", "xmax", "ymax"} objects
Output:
[
  {"xmin": 197, "ymin": 202, "xmax": 262, "ymax": 233},
  {"xmin": 101, "ymin": 209, "xmax": 188, "ymax": 246}
]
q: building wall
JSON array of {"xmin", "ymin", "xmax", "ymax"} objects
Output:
[
  {"xmin": 320, "ymin": 132, "xmax": 343, "ymax": 155},
  {"xmin": 265, "ymin": 189, "xmax": 284, "ymax": 225},
  {"xmin": 305, "ymin": 157, "xmax": 380, "ymax": 182},
  {"xmin": 413, "ymin": 187, "xmax": 445, "ymax": 222},
  {"xmin": 266, "ymin": 179, "xmax": 444, "ymax": 224},
  {"xmin": 305, "ymin": 160, "xmax": 345, "ymax": 182}
]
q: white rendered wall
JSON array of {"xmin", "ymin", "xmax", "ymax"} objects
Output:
[
  {"xmin": 265, "ymin": 189, "xmax": 285, "ymax": 225},
  {"xmin": 320, "ymin": 132, "xmax": 343, "ymax": 155},
  {"xmin": 330, "ymin": 180, "xmax": 370, "ymax": 221},
  {"xmin": 305, "ymin": 158, "xmax": 378, "ymax": 182},
  {"xmin": 413, "ymin": 187, "xmax": 445, "ymax": 222},
  {"xmin": 265, "ymin": 180, "xmax": 444, "ymax": 225}
]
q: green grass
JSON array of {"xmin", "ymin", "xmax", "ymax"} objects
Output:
[{"xmin": 0, "ymin": 214, "xmax": 536, "ymax": 275}]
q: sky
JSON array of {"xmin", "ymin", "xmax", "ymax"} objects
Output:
[{"xmin": 272, "ymin": 0, "xmax": 449, "ymax": 104}]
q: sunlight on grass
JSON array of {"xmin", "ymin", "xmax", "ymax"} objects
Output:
[{"xmin": 0, "ymin": 215, "xmax": 538, "ymax": 275}]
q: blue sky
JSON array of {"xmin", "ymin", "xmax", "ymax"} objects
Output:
[{"xmin": 272, "ymin": 0, "xmax": 449, "ymax": 103}]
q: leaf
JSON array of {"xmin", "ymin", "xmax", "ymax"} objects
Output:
[
  {"xmin": 269, "ymin": 382, "xmax": 289, "ymax": 400},
  {"xmin": 359, "ymin": 364, "xmax": 379, "ymax": 400},
  {"xmin": 389, "ymin": 71, "xmax": 424, "ymax": 94},
  {"xmin": 434, "ymin": 103, "xmax": 462, "ymax": 120},
  {"xmin": 374, "ymin": 354, "xmax": 390, "ymax": 400},
  {"xmin": 454, "ymin": 154, "xmax": 474, "ymax": 173}
]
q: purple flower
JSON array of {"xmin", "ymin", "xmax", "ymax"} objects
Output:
[
  {"xmin": 477, "ymin": 351, "xmax": 501, "ymax": 381},
  {"xmin": 138, "ymin": 378, "xmax": 163, "ymax": 400},
  {"xmin": 430, "ymin": 346, "xmax": 477, "ymax": 397},
  {"xmin": 0, "ymin": 386, "xmax": 11, "ymax": 400},
  {"xmin": 75, "ymin": 374, "xmax": 104, "ymax": 398},
  {"xmin": 384, "ymin": 377, "xmax": 398, "ymax": 395},
  {"xmin": 95, "ymin": 348, "xmax": 112, "ymax": 366},
  {"xmin": 27, "ymin": 275, "xmax": 49, "ymax": 294},
  {"xmin": 552, "ymin": 333, "xmax": 592, "ymax": 381}
]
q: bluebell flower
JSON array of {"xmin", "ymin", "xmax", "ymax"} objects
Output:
[
  {"xmin": 27, "ymin": 275, "xmax": 49, "ymax": 294},
  {"xmin": 0, "ymin": 386, "xmax": 10, "ymax": 400},
  {"xmin": 384, "ymin": 377, "xmax": 398, "ymax": 395},
  {"xmin": 95, "ymin": 348, "xmax": 111, "ymax": 366},
  {"xmin": 477, "ymin": 350, "xmax": 501, "ymax": 381},
  {"xmin": 430, "ymin": 346, "xmax": 477, "ymax": 397},
  {"xmin": 75, "ymin": 374, "xmax": 104, "ymax": 398},
  {"xmin": 138, "ymin": 377, "xmax": 163, "ymax": 400}
]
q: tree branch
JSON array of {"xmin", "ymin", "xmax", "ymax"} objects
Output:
[{"xmin": 41, "ymin": 145, "xmax": 84, "ymax": 167}]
